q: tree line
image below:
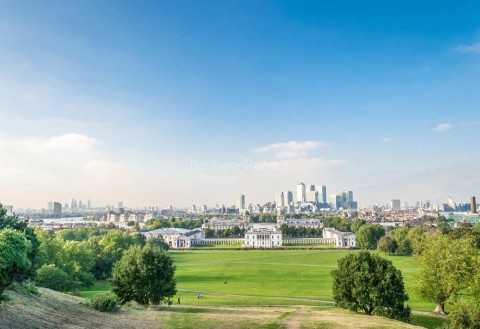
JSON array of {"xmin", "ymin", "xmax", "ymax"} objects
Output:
[{"xmin": 0, "ymin": 204, "xmax": 176, "ymax": 307}]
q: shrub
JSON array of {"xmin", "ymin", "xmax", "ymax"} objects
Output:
[
  {"xmin": 90, "ymin": 292, "xmax": 119, "ymax": 312},
  {"xmin": 10, "ymin": 281, "xmax": 39, "ymax": 295},
  {"xmin": 35, "ymin": 264, "xmax": 79, "ymax": 292}
]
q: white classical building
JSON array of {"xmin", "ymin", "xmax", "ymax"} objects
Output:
[
  {"xmin": 322, "ymin": 227, "xmax": 356, "ymax": 247},
  {"xmin": 244, "ymin": 224, "xmax": 282, "ymax": 248},
  {"xmin": 142, "ymin": 228, "xmax": 203, "ymax": 249},
  {"xmin": 202, "ymin": 217, "xmax": 249, "ymax": 231},
  {"xmin": 278, "ymin": 218, "xmax": 322, "ymax": 228}
]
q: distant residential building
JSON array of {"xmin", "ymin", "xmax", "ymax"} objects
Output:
[
  {"xmin": 391, "ymin": 199, "xmax": 401, "ymax": 211},
  {"xmin": 203, "ymin": 217, "xmax": 249, "ymax": 231},
  {"xmin": 279, "ymin": 218, "xmax": 322, "ymax": 228},
  {"xmin": 244, "ymin": 224, "xmax": 282, "ymax": 248},
  {"xmin": 323, "ymin": 228, "xmax": 356, "ymax": 247},
  {"xmin": 53, "ymin": 202, "xmax": 62, "ymax": 218}
]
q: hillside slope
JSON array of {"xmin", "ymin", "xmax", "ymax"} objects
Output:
[{"xmin": 0, "ymin": 288, "xmax": 429, "ymax": 329}]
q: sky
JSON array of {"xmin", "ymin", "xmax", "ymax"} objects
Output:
[{"xmin": 1, "ymin": 1, "xmax": 480, "ymax": 209}]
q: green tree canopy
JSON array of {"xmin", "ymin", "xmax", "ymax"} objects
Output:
[
  {"xmin": 417, "ymin": 233, "xmax": 477, "ymax": 314},
  {"xmin": 0, "ymin": 204, "xmax": 39, "ymax": 273},
  {"xmin": 331, "ymin": 251, "xmax": 410, "ymax": 321},
  {"xmin": 110, "ymin": 244, "xmax": 176, "ymax": 305},
  {"xmin": 0, "ymin": 228, "xmax": 32, "ymax": 297},
  {"xmin": 35, "ymin": 264, "xmax": 79, "ymax": 292},
  {"xmin": 377, "ymin": 236, "xmax": 397, "ymax": 254},
  {"xmin": 356, "ymin": 224, "xmax": 385, "ymax": 250}
]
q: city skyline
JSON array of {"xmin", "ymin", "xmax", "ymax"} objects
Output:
[{"xmin": 1, "ymin": 1, "xmax": 480, "ymax": 208}]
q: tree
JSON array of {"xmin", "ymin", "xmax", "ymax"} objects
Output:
[
  {"xmin": 331, "ymin": 251, "xmax": 410, "ymax": 321},
  {"xmin": 0, "ymin": 205, "xmax": 39, "ymax": 273},
  {"xmin": 0, "ymin": 228, "xmax": 32, "ymax": 298},
  {"xmin": 417, "ymin": 233, "xmax": 476, "ymax": 314},
  {"xmin": 356, "ymin": 224, "xmax": 385, "ymax": 250},
  {"xmin": 110, "ymin": 245, "xmax": 176, "ymax": 305},
  {"xmin": 351, "ymin": 220, "xmax": 366, "ymax": 234},
  {"xmin": 377, "ymin": 236, "xmax": 397, "ymax": 254},
  {"xmin": 406, "ymin": 226, "xmax": 428, "ymax": 255},
  {"xmin": 35, "ymin": 264, "xmax": 79, "ymax": 291},
  {"xmin": 58, "ymin": 241, "xmax": 95, "ymax": 287},
  {"xmin": 146, "ymin": 237, "xmax": 170, "ymax": 250}
]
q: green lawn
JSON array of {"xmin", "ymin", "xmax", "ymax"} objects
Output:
[
  {"xmin": 78, "ymin": 250, "xmax": 435, "ymax": 312},
  {"xmin": 77, "ymin": 280, "xmax": 110, "ymax": 299}
]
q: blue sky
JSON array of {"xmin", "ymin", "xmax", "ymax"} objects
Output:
[{"xmin": 1, "ymin": 1, "xmax": 480, "ymax": 208}]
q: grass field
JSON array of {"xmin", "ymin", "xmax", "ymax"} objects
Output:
[
  {"xmin": 2, "ymin": 287, "xmax": 437, "ymax": 329},
  {"xmin": 79, "ymin": 250, "xmax": 435, "ymax": 312}
]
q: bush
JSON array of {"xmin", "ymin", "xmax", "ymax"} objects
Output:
[
  {"xmin": 448, "ymin": 299, "xmax": 480, "ymax": 329},
  {"xmin": 35, "ymin": 264, "xmax": 79, "ymax": 292},
  {"xmin": 90, "ymin": 292, "xmax": 119, "ymax": 312},
  {"xmin": 10, "ymin": 281, "xmax": 39, "ymax": 295}
]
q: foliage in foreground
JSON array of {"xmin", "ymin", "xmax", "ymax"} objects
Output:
[
  {"xmin": 89, "ymin": 291, "xmax": 119, "ymax": 312},
  {"xmin": 332, "ymin": 251, "xmax": 411, "ymax": 321},
  {"xmin": 0, "ymin": 228, "xmax": 32, "ymax": 300},
  {"xmin": 35, "ymin": 264, "xmax": 80, "ymax": 292},
  {"xmin": 417, "ymin": 233, "xmax": 477, "ymax": 314},
  {"xmin": 110, "ymin": 244, "xmax": 176, "ymax": 305}
]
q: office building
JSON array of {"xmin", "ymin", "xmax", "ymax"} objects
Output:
[
  {"xmin": 296, "ymin": 182, "xmax": 306, "ymax": 203},
  {"xmin": 238, "ymin": 195, "xmax": 246, "ymax": 210},
  {"xmin": 275, "ymin": 192, "xmax": 285, "ymax": 209},
  {"xmin": 306, "ymin": 185, "xmax": 318, "ymax": 203},
  {"xmin": 391, "ymin": 199, "xmax": 401, "ymax": 211},
  {"xmin": 53, "ymin": 202, "xmax": 62, "ymax": 218},
  {"xmin": 286, "ymin": 191, "xmax": 293, "ymax": 205},
  {"xmin": 472, "ymin": 196, "xmax": 477, "ymax": 214}
]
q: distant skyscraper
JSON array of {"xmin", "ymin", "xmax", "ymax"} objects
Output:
[
  {"xmin": 53, "ymin": 202, "xmax": 62, "ymax": 218},
  {"xmin": 348, "ymin": 191, "xmax": 354, "ymax": 203},
  {"xmin": 87, "ymin": 199, "xmax": 91, "ymax": 209},
  {"xmin": 287, "ymin": 191, "xmax": 293, "ymax": 205},
  {"xmin": 70, "ymin": 198, "xmax": 77, "ymax": 210},
  {"xmin": 275, "ymin": 192, "xmax": 285, "ymax": 209},
  {"xmin": 118, "ymin": 201, "xmax": 124, "ymax": 209},
  {"xmin": 296, "ymin": 182, "xmax": 306, "ymax": 203},
  {"xmin": 5, "ymin": 205, "xmax": 13, "ymax": 216},
  {"xmin": 306, "ymin": 185, "xmax": 318, "ymax": 203},
  {"xmin": 238, "ymin": 195, "xmax": 246, "ymax": 210},
  {"xmin": 471, "ymin": 196, "xmax": 477, "ymax": 214},
  {"xmin": 391, "ymin": 199, "xmax": 401, "ymax": 211},
  {"xmin": 316, "ymin": 185, "xmax": 327, "ymax": 204}
]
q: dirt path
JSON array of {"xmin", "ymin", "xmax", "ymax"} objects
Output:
[{"xmin": 283, "ymin": 307, "xmax": 306, "ymax": 329}]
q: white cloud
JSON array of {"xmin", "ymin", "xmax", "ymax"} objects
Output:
[
  {"xmin": 381, "ymin": 137, "xmax": 391, "ymax": 143},
  {"xmin": 453, "ymin": 42, "xmax": 480, "ymax": 54},
  {"xmin": 433, "ymin": 123, "xmax": 452, "ymax": 131},
  {"xmin": 252, "ymin": 140, "xmax": 328, "ymax": 159}
]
